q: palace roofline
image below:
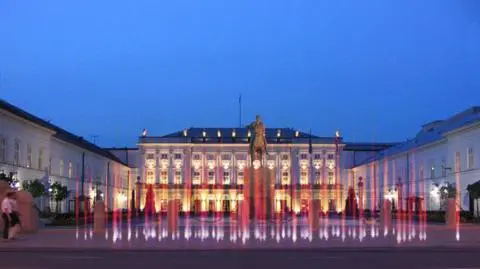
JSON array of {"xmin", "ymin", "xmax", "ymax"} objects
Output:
[
  {"xmin": 352, "ymin": 106, "xmax": 480, "ymax": 168},
  {"xmin": 138, "ymin": 127, "xmax": 342, "ymax": 145},
  {"xmin": 0, "ymin": 99, "xmax": 128, "ymax": 166}
]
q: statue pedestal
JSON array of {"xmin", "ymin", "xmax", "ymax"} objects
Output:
[
  {"xmin": 244, "ymin": 166, "xmax": 274, "ymax": 220},
  {"xmin": 308, "ymin": 199, "xmax": 320, "ymax": 231},
  {"xmin": 168, "ymin": 200, "xmax": 179, "ymax": 235},
  {"xmin": 93, "ymin": 201, "xmax": 106, "ymax": 234},
  {"xmin": 16, "ymin": 191, "xmax": 39, "ymax": 233},
  {"xmin": 380, "ymin": 200, "xmax": 392, "ymax": 232}
]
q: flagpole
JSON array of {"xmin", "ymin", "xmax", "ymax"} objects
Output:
[
  {"xmin": 309, "ymin": 129, "xmax": 313, "ymax": 185},
  {"xmin": 239, "ymin": 94, "xmax": 242, "ymax": 128}
]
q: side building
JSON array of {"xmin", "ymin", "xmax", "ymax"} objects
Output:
[
  {"xmin": 349, "ymin": 107, "xmax": 480, "ymax": 214},
  {"xmin": 137, "ymin": 127, "xmax": 345, "ymax": 214},
  {"xmin": 0, "ymin": 99, "xmax": 133, "ymax": 212}
]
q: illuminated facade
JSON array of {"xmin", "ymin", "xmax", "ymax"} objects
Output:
[{"xmin": 137, "ymin": 127, "xmax": 346, "ymax": 214}]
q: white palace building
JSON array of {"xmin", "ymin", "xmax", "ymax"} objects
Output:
[{"xmin": 1, "ymin": 98, "xmax": 479, "ymax": 215}]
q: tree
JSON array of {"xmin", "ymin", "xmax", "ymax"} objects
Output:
[
  {"xmin": 467, "ymin": 181, "xmax": 480, "ymax": 200},
  {"xmin": 22, "ymin": 179, "xmax": 46, "ymax": 198},
  {"xmin": 467, "ymin": 181, "xmax": 480, "ymax": 216},
  {"xmin": 344, "ymin": 187, "xmax": 359, "ymax": 217},
  {"xmin": 0, "ymin": 171, "xmax": 18, "ymax": 188},
  {"xmin": 50, "ymin": 182, "xmax": 70, "ymax": 213},
  {"xmin": 439, "ymin": 182, "xmax": 457, "ymax": 210},
  {"xmin": 440, "ymin": 183, "xmax": 457, "ymax": 199}
]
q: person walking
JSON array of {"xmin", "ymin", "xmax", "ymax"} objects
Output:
[
  {"xmin": 1, "ymin": 192, "xmax": 14, "ymax": 240},
  {"xmin": 8, "ymin": 192, "xmax": 20, "ymax": 239}
]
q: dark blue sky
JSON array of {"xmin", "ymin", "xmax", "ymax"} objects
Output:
[{"xmin": 1, "ymin": 0, "xmax": 479, "ymax": 147}]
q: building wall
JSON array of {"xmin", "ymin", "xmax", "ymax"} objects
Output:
[
  {"xmin": 108, "ymin": 148, "xmax": 139, "ymax": 168},
  {"xmin": 0, "ymin": 109, "xmax": 53, "ymax": 185},
  {"xmin": 445, "ymin": 123, "xmax": 480, "ymax": 210},
  {"xmin": 349, "ymin": 123, "xmax": 480, "ymax": 212},
  {"xmin": 0, "ymin": 108, "xmax": 132, "ymax": 213}
]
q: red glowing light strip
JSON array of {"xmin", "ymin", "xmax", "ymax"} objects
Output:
[
  {"xmin": 75, "ymin": 169, "xmax": 79, "ymax": 236},
  {"xmin": 409, "ymin": 153, "xmax": 414, "ymax": 240},
  {"xmin": 127, "ymin": 169, "xmax": 131, "ymax": 239},
  {"xmin": 370, "ymin": 163, "xmax": 375, "ymax": 224},
  {"xmin": 383, "ymin": 157, "xmax": 389, "ymax": 234}
]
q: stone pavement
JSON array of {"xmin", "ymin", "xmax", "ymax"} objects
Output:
[
  {"xmin": 2, "ymin": 247, "xmax": 480, "ymax": 269},
  {"xmin": 0, "ymin": 222, "xmax": 479, "ymax": 251}
]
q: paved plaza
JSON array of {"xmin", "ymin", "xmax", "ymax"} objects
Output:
[
  {"xmin": 1, "ymin": 218, "xmax": 479, "ymax": 250},
  {"xmin": 1, "ymin": 247, "xmax": 480, "ymax": 269},
  {"xmin": 0, "ymin": 219, "xmax": 478, "ymax": 268}
]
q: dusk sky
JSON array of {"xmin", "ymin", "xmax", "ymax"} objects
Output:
[{"xmin": 1, "ymin": 0, "xmax": 479, "ymax": 147}]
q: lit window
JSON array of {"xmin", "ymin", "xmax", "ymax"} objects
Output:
[
  {"xmin": 174, "ymin": 154, "xmax": 182, "ymax": 160},
  {"xmin": 328, "ymin": 172, "xmax": 334, "ymax": 184},
  {"xmin": 160, "ymin": 154, "xmax": 168, "ymax": 160},
  {"xmin": 38, "ymin": 149, "xmax": 43, "ymax": 170},
  {"xmin": 0, "ymin": 137, "xmax": 6, "ymax": 162},
  {"xmin": 160, "ymin": 170, "xmax": 168, "ymax": 184},
  {"xmin": 208, "ymin": 171, "xmax": 215, "ymax": 184},
  {"xmin": 237, "ymin": 171, "xmax": 244, "ymax": 185},
  {"xmin": 193, "ymin": 171, "xmax": 201, "ymax": 185},
  {"xmin": 222, "ymin": 154, "xmax": 230, "ymax": 160},
  {"xmin": 174, "ymin": 171, "xmax": 182, "ymax": 184},
  {"xmin": 146, "ymin": 170, "xmax": 155, "ymax": 184},
  {"xmin": 223, "ymin": 171, "xmax": 230, "ymax": 185},
  {"xmin": 314, "ymin": 154, "xmax": 321, "ymax": 160},
  {"xmin": 281, "ymin": 155, "xmax": 289, "ymax": 160},
  {"xmin": 14, "ymin": 140, "xmax": 20, "ymax": 166},
  {"xmin": 147, "ymin": 153, "xmax": 155, "ymax": 159},
  {"xmin": 282, "ymin": 171, "xmax": 289, "ymax": 185},
  {"xmin": 300, "ymin": 171, "xmax": 308, "ymax": 185},
  {"xmin": 60, "ymin": 159, "xmax": 65, "ymax": 176},
  {"xmin": 468, "ymin": 148, "xmax": 474, "ymax": 169},
  {"xmin": 207, "ymin": 155, "xmax": 215, "ymax": 161},
  {"xmin": 68, "ymin": 161, "xmax": 72, "ymax": 178},
  {"xmin": 327, "ymin": 154, "xmax": 335, "ymax": 160},
  {"xmin": 300, "ymin": 154, "xmax": 308, "ymax": 160},
  {"xmin": 314, "ymin": 171, "xmax": 321, "ymax": 184},
  {"xmin": 26, "ymin": 144, "xmax": 32, "ymax": 168},
  {"xmin": 193, "ymin": 154, "xmax": 201, "ymax": 160}
]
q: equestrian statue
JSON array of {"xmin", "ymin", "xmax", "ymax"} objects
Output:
[{"xmin": 247, "ymin": 115, "xmax": 268, "ymax": 163}]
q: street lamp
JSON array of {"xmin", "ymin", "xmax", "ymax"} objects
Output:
[
  {"xmin": 358, "ymin": 177, "xmax": 364, "ymax": 210},
  {"xmin": 396, "ymin": 177, "xmax": 403, "ymax": 211}
]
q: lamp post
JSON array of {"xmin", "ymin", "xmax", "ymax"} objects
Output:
[
  {"xmin": 358, "ymin": 177, "xmax": 364, "ymax": 212},
  {"xmin": 396, "ymin": 177, "xmax": 403, "ymax": 212}
]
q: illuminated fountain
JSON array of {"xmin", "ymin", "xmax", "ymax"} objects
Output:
[{"xmin": 75, "ymin": 117, "xmax": 458, "ymax": 248}]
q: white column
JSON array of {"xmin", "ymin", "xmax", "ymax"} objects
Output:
[
  {"xmin": 168, "ymin": 149, "xmax": 174, "ymax": 185},
  {"xmin": 155, "ymin": 153, "xmax": 160, "ymax": 184},
  {"xmin": 232, "ymin": 151, "xmax": 236, "ymax": 186}
]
